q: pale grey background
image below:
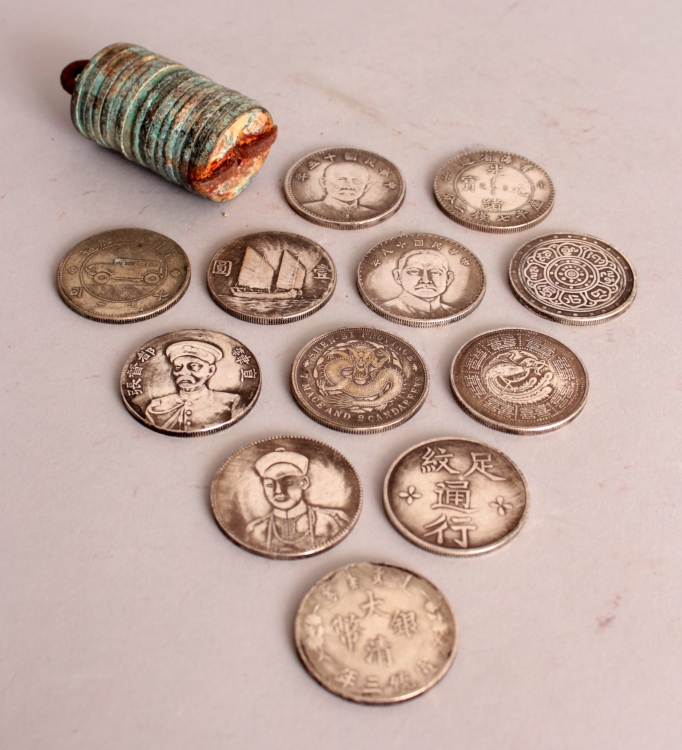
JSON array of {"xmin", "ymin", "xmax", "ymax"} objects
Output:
[{"xmin": 1, "ymin": 1, "xmax": 680, "ymax": 748}]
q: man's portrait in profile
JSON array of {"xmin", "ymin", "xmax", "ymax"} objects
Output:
[
  {"xmin": 303, "ymin": 161, "xmax": 375, "ymax": 220},
  {"xmin": 382, "ymin": 249, "xmax": 456, "ymax": 318},
  {"xmin": 145, "ymin": 340, "xmax": 241, "ymax": 431}
]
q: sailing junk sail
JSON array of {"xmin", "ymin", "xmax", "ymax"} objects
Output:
[{"xmin": 230, "ymin": 245, "xmax": 305, "ymax": 299}]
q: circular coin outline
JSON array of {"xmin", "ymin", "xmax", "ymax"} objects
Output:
[
  {"xmin": 383, "ymin": 437, "xmax": 529, "ymax": 557},
  {"xmin": 356, "ymin": 232, "xmax": 486, "ymax": 328},
  {"xmin": 294, "ymin": 561, "xmax": 458, "ymax": 704},
  {"xmin": 210, "ymin": 435, "xmax": 363, "ymax": 560},
  {"xmin": 284, "ymin": 147, "xmax": 406, "ymax": 230},
  {"xmin": 57, "ymin": 228, "xmax": 191, "ymax": 323},
  {"xmin": 509, "ymin": 232, "xmax": 638, "ymax": 325},
  {"xmin": 450, "ymin": 327, "xmax": 589, "ymax": 435}
]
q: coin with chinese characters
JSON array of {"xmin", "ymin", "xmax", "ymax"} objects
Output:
[
  {"xmin": 207, "ymin": 231, "xmax": 336, "ymax": 324},
  {"xmin": 291, "ymin": 327, "xmax": 429, "ymax": 434},
  {"xmin": 294, "ymin": 562, "xmax": 457, "ymax": 704},
  {"xmin": 210, "ymin": 436, "xmax": 362, "ymax": 559},
  {"xmin": 120, "ymin": 329, "xmax": 261, "ymax": 437},
  {"xmin": 509, "ymin": 232, "xmax": 637, "ymax": 325},
  {"xmin": 57, "ymin": 228, "xmax": 190, "ymax": 323},
  {"xmin": 434, "ymin": 151, "xmax": 554, "ymax": 233},
  {"xmin": 450, "ymin": 328, "xmax": 588, "ymax": 435},
  {"xmin": 384, "ymin": 438, "xmax": 528, "ymax": 556},
  {"xmin": 357, "ymin": 233, "xmax": 485, "ymax": 327},
  {"xmin": 284, "ymin": 148, "xmax": 406, "ymax": 230}
]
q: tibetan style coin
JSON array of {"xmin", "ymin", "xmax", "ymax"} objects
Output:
[
  {"xmin": 295, "ymin": 562, "xmax": 457, "ymax": 704},
  {"xmin": 57, "ymin": 228, "xmax": 190, "ymax": 323},
  {"xmin": 291, "ymin": 327, "xmax": 429, "ymax": 434},
  {"xmin": 509, "ymin": 232, "xmax": 638, "ymax": 325},
  {"xmin": 207, "ymin": 231, "xmax": 336, "ymax": 324},
  {"xmin": 284, "ymin": 148, "xmax": 406, "ymax": 230},
  {"xmin": 434, "ymin": 151, "xmax": 554, "ymax": 233},
  {"xmin": 384, "ymin": 438, "xmax": 528, "ymax": 556},
  {"xmin": 210, "ymin": 436, "xmax": 362, "ymax": 559},
  {"xmin": 450, "ymin": 328, "xmax": 588, "ymax": 435},
  {"xmin": 120, "ymin": 329, "xmax": 260, "ymax": 436},
  {"xmin": 357, "ymin": 233, "xmax": 485, "ymax": 327}
]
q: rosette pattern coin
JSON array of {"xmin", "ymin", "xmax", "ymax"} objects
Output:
[
  {"xmin": 211, "ymin": 436, "xmax": 362, "ymax": 559},
  {"xmin": 384, "ymin": 438, "xmax": 529, "ymax": 556},
  {"xmin": 120, "ymin": 329, "xmax": 261, "ymax": 436},
  {"xmin": 294, "ymin": 562, "xmax": 457, "ymax": 704},
  {"xmin": 450, "ymin": 328, "xmax": 589, "ymax": 434},
  {"xmin": 509, "ymin": 232, "xmax": 637, "ymax": 325}
]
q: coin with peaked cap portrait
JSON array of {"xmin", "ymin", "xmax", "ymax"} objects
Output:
[
  {"xmin": 285, "ymin": 148, "xmax": 406, "ymax": 230},
  {"xmin": 211, "ymin": 436, "xmax": 362, "ymax": 559},
  {"xmin": 57, "ymin": 228, "xmax": 190, "ymax": 323},
  {"xmin": 207, "ymin": 231, "xmax": 336, "ymax": 324},
  {"xmin": 294, "ymin": 562, "xmax": 458, "ymax": 704},
  {"xmin": 357, "ymin": 233, "xmax": 486, "ymax": 327},
  {"xmin": 120, "ymin": 329, "xmax": 261, "ymax": 436}
]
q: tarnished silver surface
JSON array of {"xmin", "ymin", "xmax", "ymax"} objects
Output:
[
  {"xmin": 57, "ymin": 228, "xmax": 190, "ymax": 323},
  {"xmin": 210, "ymin": 436, "xmax": 361, "ymax": 559},
  {"xmin": 357, "ymin": 233, "xmax": 486, "ymax": 327},
  {"xmin": 434, "ymin": 150, "xmax": 554, "ymax": 233},
  {"xmin": 120, "ymin": 329, "xmax": 260, "ymax": 437},
  {"xmin": 291, "ymin": 327, "xmax": 429, "ymax": 434},
  {"xmin": 294, "ymin": 562, "xmax": 457, "ymax": 704},
  {"xmin": 207, "ymin": 232, "xmax": 336, "ymax": 325},
  {"xmin": 384, "ymin": 438, "xmax": 528, "ymax": 556},
  {"xmin": 450, "ymin": 328, "xmax": 588, "ymax": 434},
  {"xmin": 284, "ymin": 148, "xmax": 406, "ymax": 230},
  {"xmin": 509, "ymin": 232, "xmax": 638, "ymax": 325}
]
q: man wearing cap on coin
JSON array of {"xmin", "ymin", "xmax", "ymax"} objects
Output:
[
  {"xmin": 382, "ymin": 249, "xmax": 456, "ymax": 317},
  {"xmin": 303, "ymin": 162, "xmax": 374, "ymax": 220},
  {"xmin": 246, "ymin": 447, "xmax": 350, "ymax": 553},
  {"xmin": 145, "ymin": 340, "xmax": 241, "ymax": 431}
]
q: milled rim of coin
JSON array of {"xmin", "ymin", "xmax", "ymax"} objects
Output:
[
  {"xmin": 206, "ymin": 231, "xmax": 337, "ymax": 325},
  {"xmin": 284, "ymin": 147, "xmax": 406, "ymax": 230},
  {"xmin": 290, "ymin": 327, "xmax": 429, "ymax": 434},
  {"xmin": 356, "ymin": 232, "xmax": 486, "ymax": 328},
  {"xmin": 509, "ymin": 232, "xmax": 638, "ymax": 325},
  {"xmin": 210, "ymin": 435, "xmax": 362, "ymax": 560},
  {"xmin": 57, "ymin": 228, "xmax": 191, "ymax": 323},
  {"xmin": 120, "ymin": 328, "xmax": 261, "ymax": 437},
  {"xmin": 450, "ymin": 327, "xmax": 589, "ymax": 435},
  {"xmin": 434, "ymin": 150, "xmax": 555, "ymax": 234},
  {"xmin": 294, "ymin": 561, "xmax": 458, "ymax": 704},
  {"xmin": 384, "ymin": 437, "xmax": 529, "ymax": 557}
]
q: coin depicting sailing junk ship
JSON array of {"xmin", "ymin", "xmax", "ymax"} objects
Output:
[
  {"xmin": 357, "ymin": 233, "xmax": 486, "ymax": 327},
  {"xmin": 434, "ymin": 151, "xmax": 554, "ymax": 233},
  {"xmin": 295, "ymin": 562, "xmax": 457, "ymax": 704},
  {"xmin": 120, "ymin": 329, "xmax": 261, "ymax": 437},
  {"xmin": 57, "ymin": 228, "xmax": 190, "ymax": 323},
  {"xmin": 291, "ymin": 327, "xmax": 429, "ymax": 434},
  {"xmin": 284, "ymin": 148, "xmax": 406, "ymax": 230},
  {"xmin": 450, "ymin": 328, "xmax": 588, "ymax": 435},
  {"xmin": 210, "ymin": 436, "xmax": 362, "ymax": 559},
  {"xmin": 207, "ymin": 231, "xmax": 336, "ymax": 324},
  {"xmin": 384, "ymin": 438, "xmax": 528, "ymax": 556},
  {"xmin": 509, "ymin": 232, "xmax": 638, "ymax": 325}
]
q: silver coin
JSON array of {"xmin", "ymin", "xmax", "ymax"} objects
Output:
[
  {"xmin": 120, "ymin": 329, "xmax": 261, "ymax": 437},
  {"xmin": 291, "ymin": 327, "xmax": 429, "ymax": 434},
  {"xmin": 294, "ymin": 562, "xmax": 457, "ymax": 704},
  {"xmin": 284, "ymin": 148, "xmax": 406, "ymax": 230},
  {"xmin": 384, "ymin": 438, "xmax": 528, "ymax": 556},
  {"xmin": 210, "ymin": 436, "xmax": 361, "ymax": 559},
  {"xmin": 207, "ymin": 231, "xmax": 336, "ymax": 324},
  {"xmin": 509, "ymin": 232, "xmax": 638, "ymax": 325},
  {"xmin": 57, "ymin": 228, "xmax": 190, "ymax": 323},
  {"xmin": 450, "ymin": 328, "xmax": 588, "ymax": 435},
  {"xmin": 434, "ymin": 151, "xmax": 554, "ymax": 233},
  {"xmin": 357, "ymin": 233, "xmax": 486, "ymax": 327}
]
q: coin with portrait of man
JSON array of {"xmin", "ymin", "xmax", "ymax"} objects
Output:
[
  {"xmin": 357, "ymin": 233, "xmax": 486, "ymax": 327},
  {"xmin": 284, "ymin": 148, "xmax": 406, "ymax": 230}
]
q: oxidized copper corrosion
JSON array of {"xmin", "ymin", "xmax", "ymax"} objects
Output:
[{"xmin": 61, "ymin": 43, "xmax": 277, "ymax": 202}]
